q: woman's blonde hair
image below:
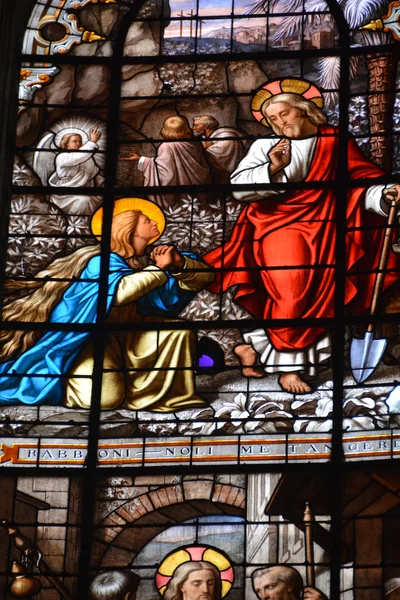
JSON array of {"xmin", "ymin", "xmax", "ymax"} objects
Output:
[
  {"xmin": 0, "ymin": 244, "xmax": 100, "ymax": 361},
  {"xmin": 110, "ymin": 210, "xmax": 142, "ymax": 259},
  {"xmin": 0, "ymin": 210, "xmax": 145, "ymax": 362}
]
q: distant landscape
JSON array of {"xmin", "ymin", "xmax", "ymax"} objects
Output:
[{"xmin": 163, "ymin": 36, "xmax": 266, "ymax": 55}]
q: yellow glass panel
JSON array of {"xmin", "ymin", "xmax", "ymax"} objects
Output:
[
  {"xmin": 203, "ymin": 548, "xmax": 231, "ymax": 571},
  {"xmin": 159, "ymin": 549, "xmax": 191, "ymax": 576},
  {"xmin": 221, "ymin": 580, "xmax": 233, "ymax": 598}
]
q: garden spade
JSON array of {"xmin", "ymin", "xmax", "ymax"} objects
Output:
[{"xmin": 350, "ymin": 197, "xmax": 398, "ymax": 384}]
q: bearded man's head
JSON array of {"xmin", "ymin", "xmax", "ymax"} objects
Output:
[{"xmin": 261, "ymin": 93, "xmax": 327, "ymax": 138}]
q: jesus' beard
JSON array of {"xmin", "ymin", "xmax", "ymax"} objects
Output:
[{"xmin": 270, "ymin": 121, "xmax": 305, "ymax": 139}]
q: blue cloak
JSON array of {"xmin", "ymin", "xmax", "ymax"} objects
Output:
[{"xmin": 0, "ymin": 252, "xmax": 198, "ymax": 406}]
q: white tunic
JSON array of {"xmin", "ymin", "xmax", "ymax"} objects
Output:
[
  {"xmin": 231, "ymin": 137, "xmax": 389, "ymax": 216},
  {"xmin": 232, "ymin": 136, "xmax": 392, "ymax": 374},
  {"xmin": 49, "ymin": 141, "xmax": 104, "ymax": 215},
  {"xmin": 206, "ymin": 127, "xmax": 248, "ymax": 181}
]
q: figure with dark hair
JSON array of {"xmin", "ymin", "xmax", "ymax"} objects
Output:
[
  {"xmin": 164, "ymin": 561, "xmax": 221, "ymax": 600},
  {"xmin": 121, "ymin": 116, "xmax": 212, "ymax": 209},
  {"xmin": 89, "ymin": 570, "xmax": 140, "ymax": 600},
  {"xmin": 192, "ymin": 115, "xmax": 248, "ymax": 184},
  {"xmin": 252, "ymin": 566, "xmax": 328, "ymax": 600}
]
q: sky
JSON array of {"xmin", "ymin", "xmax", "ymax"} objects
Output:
[
  {"xmin": 165, "ymin": 0, "xmax": 268, "ymax": 39},
  {"xmin": 163, "ymin": 0, "xmax": 330, "ymax": 39}
]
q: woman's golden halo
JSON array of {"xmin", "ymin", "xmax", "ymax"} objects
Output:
[{"xmin": 91, "ymin": 197, "xmax": 166, "ymax": 245}]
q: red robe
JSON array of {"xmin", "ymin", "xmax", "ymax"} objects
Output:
[{"xmin": 203, "ymin": 126, "xmax": 399, "ymax": 352}]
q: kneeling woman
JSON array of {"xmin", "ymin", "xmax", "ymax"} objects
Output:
[{"xmin": 0, "ymin": 198, "xmax": 214, "ymax": 412}]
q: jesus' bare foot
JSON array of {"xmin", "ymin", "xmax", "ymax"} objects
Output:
[
  {"xmin": 279, "ymin": 372, "xmax": 312, "ymax": 394},
  {"xmin": 234, "ymin": 344, "xmax": 264, "ymax": 378}
]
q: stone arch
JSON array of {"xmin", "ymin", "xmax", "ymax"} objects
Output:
[{"xmin": 92, "ymin": 477, "xmax": 246, "ymax": 568}]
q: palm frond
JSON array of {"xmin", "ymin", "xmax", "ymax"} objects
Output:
[
  {"xmin": 349, "ymin": 54, "xmax": 363, "ymax": 79},
  {"xmin": 244, "ymin": 0, "xmax": 268, "ymax": 14},
  {"xmin": 270, "ymin": 15, "xmax": 302, "ymax": 43},
  {"xmin": 316, "ymin": 54, "xmax": 361, "ymax": 90},
  {"xmin": 274, "ymin": 0, "xmax": 303, "ymax": 11},
  {"xmin": 316, "ymin": 53, "xmax": 362, "ymax": 108},
  {"xmin": 323, "ymin": 92, "xmax": 339, "ymax": 108},
  {"xmin": 245, "ymin": 0, "xmax": 328, "ymax": 17},
  {"xmin": 304, "ymin": 0, "xmax": 329, "ymax": 11},
  {"xmin": 245, "ymin": 0, "xmax": 301, "ymax": 15},
  {"xmin": 244, "ymin": 0, "xmax": 267, "ymax": 14},
  {"xmin": 344, "ymin": 0, "xmax": 388, "ymax": 28},
  {"xmin": 266, "ymin": 0, "xmax": 281, "ymax": 9},
  {"xmin": 359, "ymin": 29, "xmax": 392, "ymax": 45},
  {"xmin": 317, "ymin": 56, "xmax": 340, "ymax": 90}
]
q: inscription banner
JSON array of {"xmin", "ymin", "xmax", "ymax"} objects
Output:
[{"xmin": 0, "ymin": 431, "xmax": 399, "ymax": 467}]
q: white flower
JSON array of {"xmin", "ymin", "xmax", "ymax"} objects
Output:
[
  {"xmin": 244, "ymin": 418, "xmax": 283, "ymax": 433},
  {"xmin": 291, "ymin": 397, "xmax": 317, "ymax": 416},
  {"xmin": 180, "ymin": 421, "xmax": 216, "ymax": 436},
  {"xmin": 343, "ymin": 417, "xmax": 375, "ymax": 431},
  {"xmin": 315, "ymin": 397, "xmax": 333, "ymax": 418},
  {"xmin": 294, "ymin": 419, "xmax": 333, "ymax": 433},
  {"xmin": 215, "ymin": 393, "xmax": 250, "ymax": 426}
]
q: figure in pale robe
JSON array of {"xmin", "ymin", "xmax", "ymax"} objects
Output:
[
  {"xmin": 193, "ymin": 115, "xmax": 248, "ymax": 184},
  {"xmin": 121, "ymin": 116, "xmax": 212, "ymax": 209},
  {"xmin": 49, "ymin": 127, "xmax": 104, "ymax": 215},
  {"xmin": 0, "ymin": 199, "xmax": 214, "ymax": 411},
  {"xmin": 204, "ymin": 78, "xmax": 400, "ymax": 394}
]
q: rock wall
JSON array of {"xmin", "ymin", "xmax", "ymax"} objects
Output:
[{"xmin": 16, "ymin": 0, "xmax": 271, "ymax": 152}]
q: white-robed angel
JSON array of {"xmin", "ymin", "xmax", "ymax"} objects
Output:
[
  {"xmin": 49, "ymin": 126, "xmax": 104, "ymax": 214},
  {"xmin": 33, "ymin": 117, "xmax": 105, "ymax": 215}
]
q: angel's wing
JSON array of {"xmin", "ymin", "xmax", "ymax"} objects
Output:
[
  {"xmin": 93, "ymin": 150, "xmax": 106, "ymax": 173},
  {"xmin": 32, "ymin": 132, "xmax": 57, "ymax": 186},
  {"xmin": 88, "ymin": 119, "xmax": 107, "ymax": 172}
]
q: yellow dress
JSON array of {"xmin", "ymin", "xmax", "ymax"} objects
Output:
[{"xmin": 64, "ymin": 257, "xmax": 214, "ymax": 412}]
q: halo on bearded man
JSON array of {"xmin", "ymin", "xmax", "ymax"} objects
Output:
[
  {"xmin": 91, "ymin": 197, "xmax": 166, "ymax": 244},
  {"xmin": 251, "ymin": 78, "xmax": 324, "ymax": 127},
  {"xmin": 155, "ymin": 545, "xmax": 234, "ymax": 598}
]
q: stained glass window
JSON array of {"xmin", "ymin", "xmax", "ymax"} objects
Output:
[{"xmin": 1, "ymin": 0, "xmax": 400, "ymax": 597}]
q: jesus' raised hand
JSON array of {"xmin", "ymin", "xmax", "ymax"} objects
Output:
[{"xmin": 268, "ymin": 137, "xmax": 291, "ymax": 175}]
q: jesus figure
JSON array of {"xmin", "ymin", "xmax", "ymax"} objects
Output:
[{"xmin": 204, "ymin": 78, "xmax": 400, "ymax": 394}]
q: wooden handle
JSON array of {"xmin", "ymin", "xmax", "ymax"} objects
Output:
[
  {"xmin": 368, "ymin": 200, "xmax": 398, "ymax": 331},
  {"xmin": 304, "ymin": 502, "xmax": 315, "ymax": 587}
]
